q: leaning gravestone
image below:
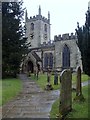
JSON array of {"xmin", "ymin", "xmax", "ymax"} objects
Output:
[
  {"xmin": 59, "ymin": 69, "xmax": 72, "ymax": 119},
  {"xmin": 74, "ymin": 66, "xmax": 85, "ymax": 101}
]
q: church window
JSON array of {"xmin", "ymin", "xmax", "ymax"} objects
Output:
[
  {"xmin": 62, "ymin": 44, "xmax": 70, "ymax": 68},
  {"xmin": 31, "ymin": 23, "xmax": 34, "ymax": 31},
  {"xmin": 43, "ymin": 34, "xmax": 47, "ymax": 40},
  {"xmin": 44, "ymin": 24, "xmax": 47, "ymax": 32},
  {"xmin": 49, "ymin": 53, "xmax": 53, "ymax": 69},
  {"xmin": 44, "ymin": 53, "xmax": 48, "ymax": 69},
  {"xmin": 44, "ymin": 53, "xmax": 53, "ymax": 69}
]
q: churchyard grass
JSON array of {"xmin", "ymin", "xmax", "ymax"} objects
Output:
[
  {"xmin": 31, "ymin": 74, "xmax": 60, "ymax": 89},
  {"xmin": 72, "ymin": 73, "xmax": 89, "ymax": 84},
  {"xmin": 31, "ymin": 73, "xmax": 60, "ymax": 90},
  {"xmin": 31, "ymin": 73, "xmax": 89, "ymax": 90},
  {"xmin": 2, "ymin": 78, "xmax": 22, "ymax": 105},
  {"xmin": 50, "ymin": 85, "xmax": 89, "ymax": 118}
]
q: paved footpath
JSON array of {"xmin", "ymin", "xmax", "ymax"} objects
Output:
[
  {"xmin": 2, "ymin": 74, "xmax": 60, "ymax": 119},
  {"xmin": 2, "ymin": 74, "xmax": 90, "ymax": 119}
]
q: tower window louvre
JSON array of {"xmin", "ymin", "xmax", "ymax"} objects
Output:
[
  {"xmin": 44, "ymin": 24, "xmax": 47, "ymax": 32},
  {"xmin": 31, "ymin": 23, "xmax": 34, "ymax": 31}
]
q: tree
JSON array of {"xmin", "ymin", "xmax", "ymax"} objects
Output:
[
  {"xmin": 76, "ymin": 8, "xmax": 90, "ymax": 76},
  {"xmin": 2, "ymin": 1, "xmax": 29, "ymax": 78}
]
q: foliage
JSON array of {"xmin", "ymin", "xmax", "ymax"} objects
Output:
[
  {"xmin": 76, "ymin": 8, "xmax": 90, "ymax": 76},
  {"xmin": 2, "ymin": 1, "xmax": 29, "ymax": 78},
  {"xmin": 2, "ymin": 78, "xmax": 22, "ymax": 105}
]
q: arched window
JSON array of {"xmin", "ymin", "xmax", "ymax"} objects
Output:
[
  {"xmin": 44, "ymin": 24, "xmax": 47, "ymax": 32},
  {"xmin": 49, "ymin": 53, "xmax": 53, "ymax": 69},
  {"xmin": 31, "ymin": 23, "xmax": 34, "ymax": 30},
  {"xmin": 44, "ymin": 53, "xmax": 48, "ymax": 69},
  {"xmin": 62, "ymin": 44, "xmax": 70, "ymax": 68}
]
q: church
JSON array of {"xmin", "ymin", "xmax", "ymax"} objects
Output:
[{"xmin": 21, "ymin": 6, "xmax": 82, "ymax": 73}]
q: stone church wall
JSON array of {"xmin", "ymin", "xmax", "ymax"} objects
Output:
[
  {"xmin": 24, "ymin": 7, "xmax": 82, "ymax": 73},
  {"xmin": 55, "ymin": 39, "xmax": 82, "ymax": 71}
]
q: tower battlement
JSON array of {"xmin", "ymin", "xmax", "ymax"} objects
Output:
[
  {"xmin": 27, "ymin": 15, "xmax": 49, "ymax": 24},
  {"xmin": 26, "ymin": 5, "xmax": 50, "ymax": 24},
  {"xmin": 25, "ymin": 6, "xmax": 50, "ymax": 48},
  {"xmin": 54, "ymin": 33, "xmax": 77, "ymax": 41}
]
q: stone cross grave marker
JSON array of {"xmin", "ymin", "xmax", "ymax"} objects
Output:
[
  {"xmin": 59, "ymin": 69, "xmax": 72, "ymax": 118},
  {"xmin": 74, "ymin": 66, "xmax": 85, "ymax": 101}
]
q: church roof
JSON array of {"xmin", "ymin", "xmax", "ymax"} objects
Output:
[{"xmin": 31, "ymin": 51, "xmax": 42, "ymax": 62}]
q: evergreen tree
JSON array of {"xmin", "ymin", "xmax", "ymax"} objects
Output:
[
  {"xmin": 76, "ymin": 8, "xmax": 90, "ymax": 76},
  {"xmin": 2, "ymin": 1, "xmax": 29, "ymax": 78}
]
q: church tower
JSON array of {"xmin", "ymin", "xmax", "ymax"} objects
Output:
[
  {"xmin": 25, "ymin": 6, "xmax": 51, "ymax": 48},
  {"xmin": 88, "ymin": 1, "xmax": 90, "ymax": 11}
]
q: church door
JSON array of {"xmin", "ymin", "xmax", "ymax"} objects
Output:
[
  {"xmin": 28, "ymin": 61, "xmax": 34, "ymax": 73},
  {"xmin": 62, "ymin": 45, "xmax": 70, "ymax": 69}
]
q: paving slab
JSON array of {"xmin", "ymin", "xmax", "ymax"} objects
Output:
[
  {"xmin": 2, "ymin": 74, "xmax": 60, "ymax": 119},
  {"xmin": 2, "ymin": 74, "xmax": 89, "ymax": 119}
]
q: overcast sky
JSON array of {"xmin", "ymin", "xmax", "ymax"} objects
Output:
[{"xmin": 23, "ymin": 0, "xmax": 89, "ymax": 40}]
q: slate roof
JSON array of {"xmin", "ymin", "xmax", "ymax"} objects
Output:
[{"xmin": 31, "ymin": 51, "xmax": 42, "ymax": 62}]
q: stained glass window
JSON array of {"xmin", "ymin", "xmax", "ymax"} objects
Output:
[
  {"xmin": 49, "ymin": 53, "xmax": 53, "ymax": 69},
  {"xmin": 62, "ymin": 45, "xmax": 70, "ymax": 68},
  {"xmin": 44, "ymin": 24, "xmax": 47, "ymax": 32},
  {"xmin": 44, "ymin": 53, "xmax": 48, "ymax": 69}
]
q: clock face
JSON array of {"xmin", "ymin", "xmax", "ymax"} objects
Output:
[{"xmin": 43, "ymin": 34, "xmax": 47, "ymax": 40}]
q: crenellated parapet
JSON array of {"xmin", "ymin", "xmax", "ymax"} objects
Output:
[
  {"xmin": 40, "ymin": 41, "xmax": 55, "ymax": 47},
  {"xmin": 26, "ymin": 5, "xmax": 50, "ymax": 24},
  {"xmin": 27, "ymin": 15, "xmax": 50, "ymax": 24},
  {"xmin": 54, "ymin": 33, "xmax": 77, "ymax": 41}
]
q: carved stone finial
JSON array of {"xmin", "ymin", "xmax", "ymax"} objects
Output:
[{"xmin": 39, "ymin": 5, "xmax": 41, "ymax": 15}]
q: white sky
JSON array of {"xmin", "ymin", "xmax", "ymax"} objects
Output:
[{"xmin": 23, "ymin": 0, "xmax": 89, "ymax": 40}]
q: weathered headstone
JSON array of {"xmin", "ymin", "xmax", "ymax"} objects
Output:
[
  {"xmin": 36, "ymin": 66, "xmax": 39, "ymax": 80},
  {"xmin": 74, "ymin": 66, "xmax": 85, "ymax": 101},
  {"xmin": 59, "ymin": 69, "xmax": 72, "ymax": 119},
  {"xmin": 54, "ymin": 71, "xmax": 58, "ymax": 85},
  {"xmin": 34, "ymin": 66, "xmax": 39, "ymax": 80},
  {"xmin": 45, "ymin": 69, "xmax": 53, "ymax": 90},
  {"xmin": 47, "ymin": 69, "xmax": 51, "ymax": 83}
]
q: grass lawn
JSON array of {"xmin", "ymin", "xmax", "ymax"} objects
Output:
[
  {"xmin": 2, "ymin": 78, "xmax": 22, "ymax": 106},
  {"xmin": 31, "ymin": 73, "xmax": 89, "ymax": 90},
  {"xmin": 50, "ymin": 85, "xmax": 89, "ymax": 118},
  {"xmin": 72, "ymin": 73, "xmax": 89, "ymax": 84},
  {"xmin": 31, "ymin": 73, "xmax": 59, "ymax": 90}
]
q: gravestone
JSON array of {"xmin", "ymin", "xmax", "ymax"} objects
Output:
[
  {"xmin": 36, "ymin": 66, "xmax": 39, "ymax": 80},
  {"xmin": 59, "ymin": 69, "xmax": 72, "ymax": 119},
  {"xmin": 54, "ymin": 71, "xmax": 58, "ymax": 85},
  {"xmin": 47, "ymin": 69, "xmax": 51, "ymax": 83},
  {"xmin": 45, "ymin": 69, "xmax": 53, "ymax": 90},
  {"xmin": 74, "ymin": 66, "xmax": 85, "ymax": 101},
  {"xmin": 34, "ymin": 66, "xmax": 39, "ymax": 80}
]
